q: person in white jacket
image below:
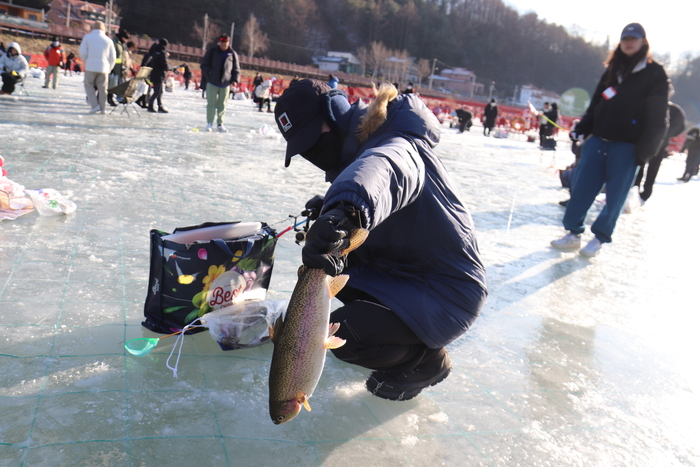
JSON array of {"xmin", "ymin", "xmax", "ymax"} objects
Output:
[
  {"xmin": 79, "ymin": 21, "xmax": 116, "ymax": 113},
  {"xmin": 0, "ymin": 41, "xmax": 29, "ymax": 95}
]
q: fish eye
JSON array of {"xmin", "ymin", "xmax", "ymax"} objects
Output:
[{"xmin": 276, "ymin": 415, "xmax": 285, "ymax": 423}]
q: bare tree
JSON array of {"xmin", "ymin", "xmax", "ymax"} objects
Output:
[
  {"xmin": 241, "ymin": 13, "xmax": 270, "ymax": 58},
  {"xmin": 191, "ymin": 20, "xmax": 221, "ymax": 49},
  {"xmin": 367, "ymin": 41, "xmax": 390, "ymax": 79},
  {"xmin": 355, "ymin": 46, "xmax": 370, "ymax": 77},
  {"xmin": 416, "ymin": 58, "xmax": 431, "ymax": 86}
]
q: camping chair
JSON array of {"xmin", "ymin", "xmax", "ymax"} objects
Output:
[{"xmin": 108, "ymin": 67, "xmax": 152, "ymax": 117}]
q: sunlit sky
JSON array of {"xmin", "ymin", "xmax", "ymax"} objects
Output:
[{"xmin": 504, "ymin": 0, "xmax": 697, "ymax": 65}]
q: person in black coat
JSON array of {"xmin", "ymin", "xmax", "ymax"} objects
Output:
[
  {"xmin": 180, "ymin": 64, "xmax": 192, "ymax": 90},
  {"xmin": 634, "ymin": 101, "xmax": 685, "ymax": 199},
  {"xmin": 551, "ymin": 23, "xmax": 669, "ymax": 257},
  {"xmin": 147, "ymin": 39, "xmax": 170, "ymax": 113},
  {"xmin": 539, "ymin": 102, "xmax": 559, "ymax": 147},
  {"xmin": 483, "ymin": 98, "xmax": 498, "ymax": 136}
]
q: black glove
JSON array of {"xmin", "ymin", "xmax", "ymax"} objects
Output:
[
  {"xmin": 302, "ymin": 207, "xmax": 352, "ymax": 276},
  {"xmin": 303, "ymin": 195, "xmax": 325, "ymax": 221}
]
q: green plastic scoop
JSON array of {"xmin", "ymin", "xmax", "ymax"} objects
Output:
[{"xmin": 125, "ymin": 329, "xmax": 187, "ymax": 356}]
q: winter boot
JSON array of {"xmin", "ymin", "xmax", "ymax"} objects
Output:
[
  {"xmin": 365, "ymin": 348, "xmax": 452, "ymax": 401},
  {"xmin": 158, "ymin": 106, "xmax": 169, "ymax": 113},
  {"xmin": 147, "ymin": 104, "xmax": 157, "ymax": 113},
  {"xmin": 107, "ymin": 93, "xmax": 118, "ymax": 107}
]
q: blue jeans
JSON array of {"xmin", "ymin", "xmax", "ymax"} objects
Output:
[{"xmin": 563, "ymin": 136, "xmax": 639, "ymax": 243}]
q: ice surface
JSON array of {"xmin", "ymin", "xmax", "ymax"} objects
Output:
[{"xmin": 0, "ymin": 75, "xmax": 699, "ymax": 466}]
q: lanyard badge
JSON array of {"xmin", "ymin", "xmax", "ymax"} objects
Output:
[{"xmin": 602, "ymin": 87, "xmax": 617, "ymax": 100}]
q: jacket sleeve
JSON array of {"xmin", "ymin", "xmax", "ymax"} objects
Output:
[
  {"xmin": 635, "ymin": 65, "xmax": 670, "ymax": 163},
  {"xmin": 79, "ymin": 38, "xmax": 88, "ymax": 61},
  {"xmin": 576, "ymin": 71, "xmax": 607, "ymax": 136},
  {"xmin": 323, "ymin": 137, "xmax": 425, "ymax": 230},
  {"xmin": 108, "ymin": 42, "xmax": 116, "ymax": 72},
  {"xmin": 17, "ymin": 56, "xmax": 29, "ymax": 78},
  {"xmin": 231, "ymin": 50, "xmax": 240, "ymax": 84},
  {"xmin": 200, "ymin": 48, "xmax": 212, "ymax": 80}
]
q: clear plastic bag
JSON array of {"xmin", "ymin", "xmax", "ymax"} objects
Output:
[
  {"xmin": 199, "ymin": 299, "xmax": 287, "ymax": 350},
  {"xmin": 25, "ymin": 189, "xmax": 77, "ymax": 216}
]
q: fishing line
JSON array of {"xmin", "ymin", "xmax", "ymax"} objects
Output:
[{"xmin": 166, "ymin": 321, "xmax": 207, "ymax": 378}]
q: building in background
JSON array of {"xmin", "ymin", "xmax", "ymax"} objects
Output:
[
  {"xmin": 428, "ymin": 67, "xmax": 483, "ymax": 97},
  {"xmin": 517, "ymin": 84, "xmax": 560, "ymax": 109},
  {"xmin": 0, "ymin": 1, "xmax": 45, "ymax": 27},
  {"xmin": 46, "ymin": 0, "xmax": 120, "ymax": 33},
  {"xmin": 314, "ymin": 51, "xmax": 362, "ymax": 75}
]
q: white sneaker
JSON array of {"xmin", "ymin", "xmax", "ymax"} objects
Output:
[
  {"xmin": 89, "ymin": 106, "xmax": 101, "ymax": 114},
  {"xmin": 550, "ymin": 232, "xmax": 581, "ymax": 250},
  {"xmin": 206, "ymin": 124, "xmax": 213, "ymax": 132},
  {"xmin": 217, "ymin": 125, "xmax": 227, "ymax": 133},
  {"xmin": 579, "ymin": 238, "xmax": 602, "ymax": 257}
]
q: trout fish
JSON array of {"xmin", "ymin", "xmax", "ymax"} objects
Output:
[{"xmin": 268, "ymin": 228, "xmax": 369, "ymax": 425}]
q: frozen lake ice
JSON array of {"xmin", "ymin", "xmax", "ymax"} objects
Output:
[{"xmin": 1, "ymin": 74, "xmax": 699, "ymax": 466}]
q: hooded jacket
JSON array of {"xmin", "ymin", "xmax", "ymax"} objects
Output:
[
  {"xmin": 147, "ymin": 43, "xmax": 170, "ymax": 81},
  {"xmin": 321, "ymin": 92, "xmax": 487, "ymax": 349},
  {"xmin": 79, "ymin": 29, "xmax": 116, "ymax": 74},
  {"xmin": 483, "ymin": 102, "xmax": 498, "ymax": 127},
  {"xmin": 576, "ymin": 59, "xmax": 669, "ymax": 164},
  {"xmin": 44, "ymin": 42, "xmax": 65, "ymax": 67},
  {"xmin": 0, "ymin": 42, "xmax": 29, "ymax": 79},
  {"xmin": 200, "ymin": 44, "xmax": 240, "ymax": 87}
]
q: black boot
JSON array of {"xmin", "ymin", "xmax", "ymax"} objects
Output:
[
  {"xmin": 365, "ymin": 348, "xmax": 452, "ymax": 401},
  {"xmin": 147, "ymin": 104, "xmax": 157, "ymax": 113},
  {"xmin": 107, "ymin": 93, "xmax": 118, "ymax": 107},
  {"xmin": 158, "ymin": 106, "xmax": 169, "ymax": 113}
]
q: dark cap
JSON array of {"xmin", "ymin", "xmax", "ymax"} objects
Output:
[
  {"xmin": 274, "ymin": 79, "xmax": 330, "ymax": 167},
  {"xmin": 219, "ymin": 33, "xmax": 230, "ymax": 42},
  {"xmin": 621, "ymin": 23, "xmax": 645, "ymax": 40},
  {"xmin": 159, "ymin": 38, "xmax": 169, "ymax": 47}
]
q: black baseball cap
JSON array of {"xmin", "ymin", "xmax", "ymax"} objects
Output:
[
  {"xmin": 621, "ymin": 23, "xmax": 645, "ymax": 40},
  {"xmin": 274, "ymin": 79, "xmax": 330, "ymax": 167}
]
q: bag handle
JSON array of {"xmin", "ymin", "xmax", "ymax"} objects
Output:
[{"xmin": 213, "ymin": 238, "xmax": 254, "ymax": 258}]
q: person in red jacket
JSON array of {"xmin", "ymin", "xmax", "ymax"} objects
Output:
[{"xmin": 43, "ymin": 37, "xmax": 65, "ymax": 89}]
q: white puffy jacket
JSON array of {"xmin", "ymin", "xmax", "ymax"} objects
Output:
[
  {"xmin": 0, "ymin": 42, "xmax": 29, "ymax": 79},
  {"xmin": 79, "ymin": 29, "xmax": 116, "ymax": 74}
]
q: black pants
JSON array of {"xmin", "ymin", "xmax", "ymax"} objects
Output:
[
  {"xmin": 458, "ymin": 118, "xmax": 471, "ymax": 133},
  {"xmin": 148, "ymin": 79, "xmax": 164, "ymax": 108},
  {"xmin": 635, "ymin": 151, "xmax": 665, "ymax": 201},
  {"xmin": 539, "ymin": 124, "xmax": 553, "ymax": 146},
  {"xmin": 330, "ymin": 287, "xmax": 445, "ymax": 372},
  {"xmin": 258, "ymin": 97, "xmax": 271, "ymax": 111},
  {"xmin": 682, "ymin": 151, "xmax": 700, "ymax": 179},
  {"xmin": 1, "ymin": 73, "xmax": 20, "ymax": 94}
]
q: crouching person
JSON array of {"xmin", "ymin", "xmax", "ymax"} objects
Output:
[
  {"xmin": 0, "ymin": 42, "xmax": 28, "ymax": 95},
  {"xmin": 274, "ymin": 80, "xmax": 488, "ymax": 401}
]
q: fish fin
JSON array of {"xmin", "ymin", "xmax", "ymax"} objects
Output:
[
  {"xmin": 327, "ymin": 274, "xmax": 349, "ymax": 298},
  {"xmin": 297, "ymin": 265, "xmax": 307, "ymax": 278},
  {"xmin": 339, "ymin": 228, "xmax": 370, "ymax": 256},
  {"xmin": 269, "ymin": 314, "xmax": 284, "ymax": 344},
  {"xmin": 325, "ymin": 336, "xmax": 346, "ymax": 349},
  {"xmin": 328, "ymin": 322, "xmax": 341, "ymax": 336},
  {"xmin": 301, "ymin": 394, "xmax": 312, "ymax": 412}
]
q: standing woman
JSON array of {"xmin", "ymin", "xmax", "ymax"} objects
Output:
[{"xmin": 551, "ymin": 23, "xmax": 669, "ymax": 257}]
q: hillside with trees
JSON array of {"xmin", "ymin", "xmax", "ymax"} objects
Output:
[{"xmin": 8, "ymin": 0, "xmax": 700, "ymax": 121}]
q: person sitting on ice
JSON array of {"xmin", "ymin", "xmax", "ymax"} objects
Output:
[
  {"xmin": 273, "ymin": 79, "xmax": 487, "ymax": 401},
  {"xmin": 254, "ymin": 79, "xmax": 273, "ymax": 113},
  {"xmin": 0, "ymin": 42, "xmax": 29, "ymax": 95}
]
